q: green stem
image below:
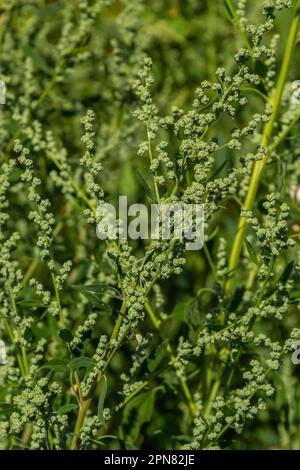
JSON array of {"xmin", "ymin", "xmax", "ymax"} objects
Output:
[
  {"xmin": 6, "ymin": 283, "xmax": 29, "ymax": 376},
  {"xmin": 146, "ymin": 121, "xmax": 160, "ymax": 204},
  {"xmin": 51, "ymin": 271, "xmax": 65, "ymax": 328},
  {"xmin": 203, "ymin": 243, "xmax": 218, "ymax": 282},
  {"xmin": 269, "ymin": 112, "xmax": 300, "ymax": 154},
  {"xmin": 225, "ymin": 0, "xmax": 253, "ymax": 56},
  {"xmin": 144, "ymin": 301, "xmax": 196, "ymax": 416},
  {"xmin": 204, "ymin": 377, "xmax": 222, "ymax": 421},
  {"xmin": 3, "ymin": 318, "xmax": 26, "ymax": 378},
  {"xmin": 226, "ymin": 4, "xmax": 300, "ymax": 293},
  {"xmin": 70, "ymin": 398, "xmax": 92, "ymax": 450},
  {"xmin": 70, "ymin": 300, "xmax": 127, "ymax": 450},
  {"xmin": 49, "ymin": 154, "xmax": 96, "ymax": 213}
]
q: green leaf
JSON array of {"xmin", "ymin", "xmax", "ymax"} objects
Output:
[
  {"xmin": 225, "ymin": 1, "xmax": 234, "ymax": 20},
  {"xmin": 230, "ymin": 286, "xmax": 246, "ymax": 311},
  {"xmin": 40, "ymin": 359, "xmax": 69, "ymax": 372},
  {"xmin": 147, "ymin": 339, "xmax": 169, "ymax": 373},
  {"xmin": 59, "ymin": 329, "xmax": 74, "ymax": 343},
  {"xmin": 76, "ymin": 290, "xmax": 100, "ymax": 305},
  {"xmin": 72, "ymin": 284, "xmax": 121, "ymax": 306},
  {"xmin": 23, "ymin": 46, "xmax": 52, "ymax": 75},
  {"xmin": 120, "ymin": 388, "xmax": 160, "ymax": 444},
  {"xmin": 68, "ymin": 356, "xmax": 95, "ymax": 369},
  {"xmin": 17, "ymin": 298, "xmax": 47, "ymax": 308},
  {"xmin": 245, "ymin": 239, "xmax": 259, "ymax": 265},
  {"xmin": 171, "ymin": 302, "xmax": 189, "ymax": 322},
  {"xmin": 208, "ymin": 160, "xmax": 227, "ymax": 181},
  {"xmin": 72, "ymin": 283, "xmax": 120, "ymax": 295},
  {"xmin": 136, "ymin": 170, "xmax": 156, "ymax": 202},
  {"xmin": 279, "ymin": 261, "xmax": 294, "ymax": 284},
  {"xmin": 120, "ymin": 439, "xmax": 139, "ymax": 450},
  {"xmin": 206, "ymin": 226, "xmax": 219, "ymax": 242},
  {"xmin": 98, "ymin": 303, "xmax": 113, "ymax": 315},
  {"xmin": 290, "ymin": 289, "xmax": 300, "ymax": 301},
  {"xmin": 97, "ymin": 375, "xmax": 108, "ymax": 423},
  {"xmin": 56, "ymin": 403, "xmax": 78, "ymax": 414},
  {"xmin": 24, "ymin": 327, "xmax": 33, "ymax": 342},
  {"xmin": 17, "ymin": 287, "xmax": 47, "ymax": 308},
  {"xmin": 186, "ymin": 300, "xmax": 200, "ymax": 330}
]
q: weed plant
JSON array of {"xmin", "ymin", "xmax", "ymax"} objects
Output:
[{"xmin": 0, "ymin": 0, "xmax": 300, "ymax": 450}]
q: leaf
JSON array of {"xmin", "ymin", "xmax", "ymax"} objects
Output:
[
  {"xmin": 171, "ymin": 300, "xmax": 200, "ymax": 330},
  {"xmin": 186, "ymin": 300, "xmax": 200, "ymax": 331},
  {"xmin": 225, "ymin": 1, "xmax": 234, "ymax": 20},
  {"xmin": 208, "ymin": 160, "xmax": 227, "ymax": 181},
  {"xmin": 73, "ymin": 284, "xmax": 119, "ymax": 295},
  {"xmin": 17, "ymin": 287, "xmax": 47, "ymax": 309},
  {"xmin": 59, "ymin": 329, "xmax": 74, "ymax": 343},
  {"xmin": 120, "ymin": 388, "xmax": 160, "ymax": 444},
  {"xmin": 245, "ymin": 239, "xmax": 259, "ymax": 265},
  {"xmin": 68, "ymin": 356, "xmax": 95, "ymax": 369},
  {"xmin": 98, "ymin": 303, "xmax": 113, "ymax": 315},
  {"xmin": 17, "ymin": 298, "xmax": 47, "ymax": 308},
  {"xmin": 171, "ymin": 302, "xmax": 189, "ymax": 322},
  {"xmin": 56, "ymin": 403, "xmax": 78, "ymax": 414},
  {"xmin": 120, "ymin": 439, "xmax": 138, "ymax": 450},
  {"xmin": 71, "ymin": 284, "xmax": 121, "ymax": 306},
  {"xmin": 24, "ymin": 327, "xmax": 33, "ymax": 342},
  {"xmin": 0, "ymin": 403, "xmax": 14, "ymax": 412},
  {"xmin": 230, "ymin": 286, "xmax": 246, "ymax": 311},
  {"xmin": 76, "ymin": 290, "xmax": 100, "ymax": 305},
  {"xmin": 279, "ymin": 261, "xmax": 294, "ymax": 284},
  {"xmin": 290, "ymin": 289, "xmax": 300, "ymax": 301},
  {"xmin": 147, "ymin": 339, "xmax": 169, "ymax": 373},
  {"xmin": 40, "ymin": 359, "xmax": 69, "ymax": 372},
  {"xmin": 23, "ymin": 46, "xmax": 52, "ymax": 75},
  {"xmin": 136, "ymin": 170, "xmax": 156, "ymax": 202},
  {"xmin": 206, "ymin": 226, "xmax": 219, "ymax": 242},
  {"xmin": 97, "ymin": 375, "xmax": 108, "ymax": 423}
]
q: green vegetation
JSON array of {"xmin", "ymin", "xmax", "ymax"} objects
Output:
[{"xmin": 0, "ymin": 0, "xmax": 300, "ymax": 450}]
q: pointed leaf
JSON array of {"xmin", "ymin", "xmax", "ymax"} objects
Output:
[
  {"xmin": 147, "ymin": 339, "xmax": 169, "ymax": 373},
  {"xmin": 68, "ymin": 356, "xmax": 95, "ymax": 369},
  {"xmin": 245, "ymin": 239, "xmax": 259, "ymax": 265}
]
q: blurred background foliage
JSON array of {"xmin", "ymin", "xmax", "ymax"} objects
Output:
[{"xmin": 0, "ymin": 0, "xmax": 300, "ymax": 450}]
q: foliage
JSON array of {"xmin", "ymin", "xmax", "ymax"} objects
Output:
[{"xmin": 0, "ymin": 0, "xmax": 300, "ymax": 450}]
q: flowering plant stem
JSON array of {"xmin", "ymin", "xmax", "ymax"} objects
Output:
[
  {"xmin": 70, "ymin": 300, "xmax": 128, "ymax": 450},
  {"xmin": 226, "ymin": 1, "xmax": 300, "ymax": 294},
  {"xmin": 144, "ymin": 301, "xmax": 196, "ymax": 416}
]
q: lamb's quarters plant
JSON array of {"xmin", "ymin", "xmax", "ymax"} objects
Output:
[{"xmin": 0, "ymin": 0, "xmax": 300, "ymax": 450}]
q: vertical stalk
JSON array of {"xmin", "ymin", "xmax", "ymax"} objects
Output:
[
  {"xmin": 146, "ymin": 122, "xmax": 161, "ymax": 204},
  {"xmin": 226, "ymin": 3, "xmax": 300, "ymax": 293},
  {"xmin": 225, "ymin": 0, "xmax": 253, "ymax": 56},
  {"xmin": 144, "ymin": 301, "xmax": 196, "ymax": 416},
  {"xmin": 51, "ymin": 271, "xmax": 65, "ymax": 328},
  {"xmin": 70, "ymin": 299, "xmax": 127, "ymax": 450},
  {"xmin": 6, "ymin": 283, "xmax": 29, "ymax": 376}
]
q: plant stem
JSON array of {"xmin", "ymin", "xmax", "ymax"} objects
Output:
[
  {"xmin": 6, "ymin": 283, "xmax": 29, "ymax": 376},
  {"xmin": 226, "ymin": 4, "xmax": 300, "ymax": 293},
  {"xmin": 146, "ymin": 121, "xmax": 161, "ymax": 203},
  {"xmin": 144, "ymin": 301, "xmax": 196, "ymax": 416},
  {"xmin": 269, "ymin": 111, "xmax": 300, "ymax": 154},
  {"xmin": 70, "ymin": 299, "xmax": 127, "ymax": 450},
  {"xmin": 70, "ymin": 397, "xmax": 92, "ymax": 449},
  {"xmin": 225, "ymin": 0, "xmax": 253, "ymax": 56},
  {"xmin": 51, "ymin": 271, "xmax": 65, "ymax": 328}
]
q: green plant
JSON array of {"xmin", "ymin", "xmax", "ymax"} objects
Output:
[{"xmin": 0, "ymin": 0, "xmax": 300, "ymax": 450}]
